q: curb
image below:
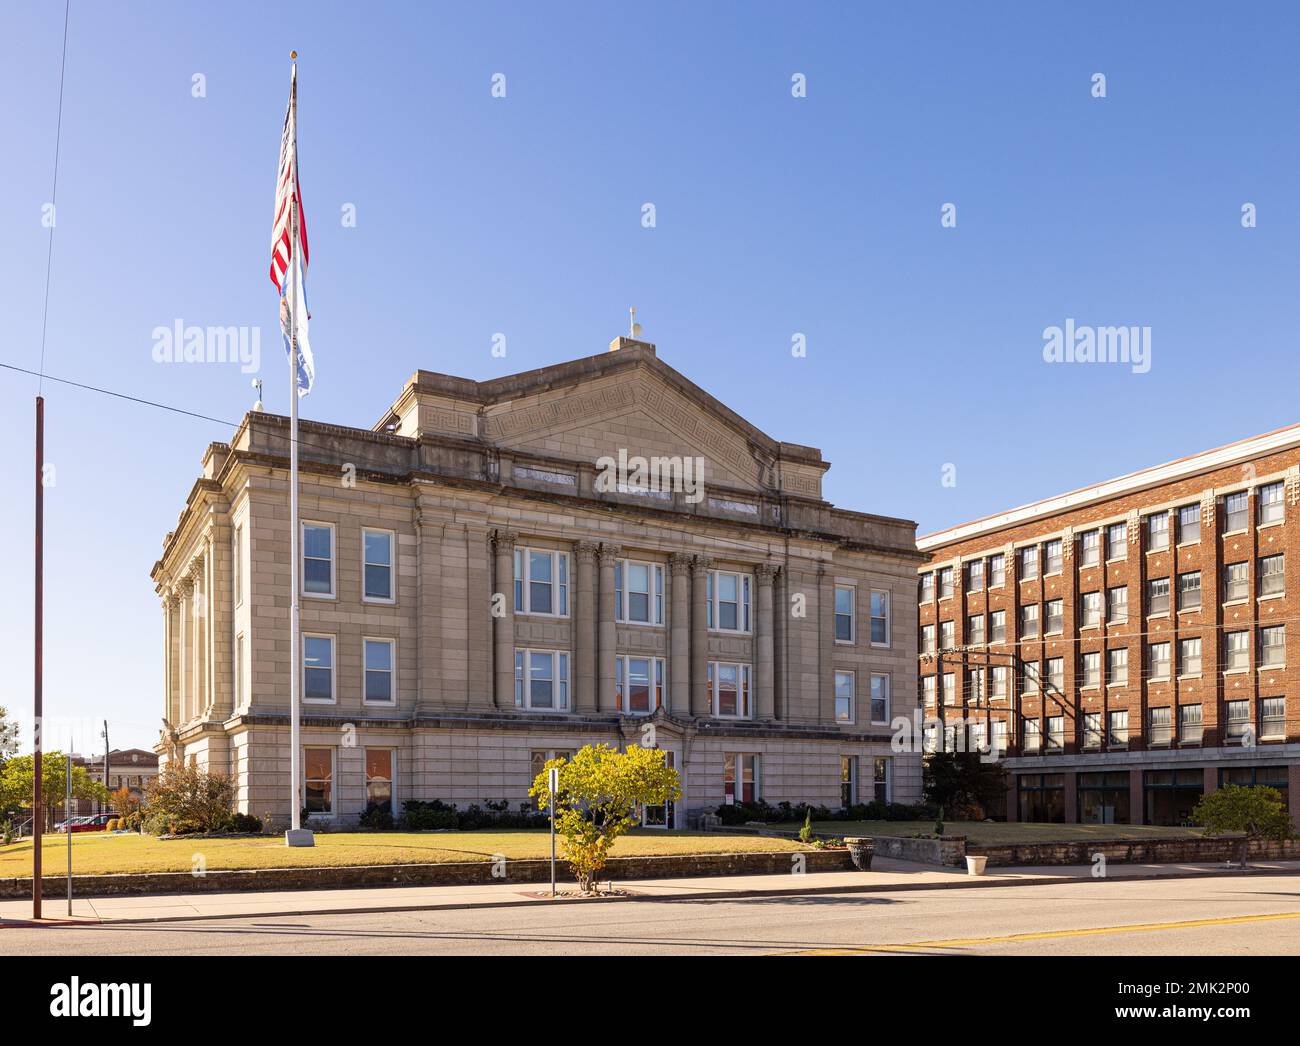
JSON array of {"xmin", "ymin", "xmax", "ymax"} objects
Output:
[{"xmin": 6, "ymin": 862, "xmax": 1297, "ymax": 928}]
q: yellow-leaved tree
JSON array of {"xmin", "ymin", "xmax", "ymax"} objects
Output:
[{"xmin": 530, "ymin": 743, "xmax": 681, "ymax": 893}]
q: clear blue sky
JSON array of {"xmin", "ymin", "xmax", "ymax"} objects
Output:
[{"xmin": 3, "ymin": 1, "xmax": 1298, "ymax": 752}]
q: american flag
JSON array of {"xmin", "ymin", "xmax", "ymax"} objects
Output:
[{"xmin": 271, "ymin": 63, "xmax": 314, "ymax": 393}]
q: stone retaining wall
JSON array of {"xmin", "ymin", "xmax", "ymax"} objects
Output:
[
  {"xmin": 868, "ymin": 834, "xmax": 967, "ymax": 867},
  {"xmin": 967, "ymin": 835, "xmax": 1300, "ymax": 867},
  {"xmin": 0, "ymin": 848, "xmax": 848, "ymax": 899}
]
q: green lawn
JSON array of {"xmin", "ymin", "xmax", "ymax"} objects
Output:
[
  {"xmin": 0, "ymin": 829, "xmax": 809, "ymax": 877},
  {"xmin": 766, "ymin": 820, "xmax": 1203, "ymax": 845}
]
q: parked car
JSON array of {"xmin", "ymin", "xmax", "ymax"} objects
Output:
[
  {"xmin": 57, "ymin": 813, "xmax": 113, "ymax": 833},
  {"xmin": 54, "ymin": 816, "xmax": 90, "ymax": 833}
]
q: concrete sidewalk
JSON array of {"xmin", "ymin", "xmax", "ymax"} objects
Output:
[{"xmin": 5, "ymin": 856, "xmax": 1300, "ymax": 926}]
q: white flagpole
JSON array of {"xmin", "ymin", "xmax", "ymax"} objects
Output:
[{"xmin": 285, "ymin": 54, "xmax": 311, "ymax": 846}]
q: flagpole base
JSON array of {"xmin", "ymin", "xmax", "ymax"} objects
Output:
[{"xmin": 285, "ymin": 828, "xmax": 315, "ymax": 848}]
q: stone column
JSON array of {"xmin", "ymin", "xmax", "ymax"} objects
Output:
[
  {"xmin": 597, "ymin": 544, "xmax": 620, "ymax": 712},
  {"xmin": 192, "ymin": 560, "xmax": 208, "ymax": 718},
  {"xmin": 817, "ymin": 565, "xmax": 834, "ymax": 724},
  {"xmin": 178, "ymin": 577, "xmax": 194, "ymax": 723},
  {"xmin": 574, "ymin": 543, "xmax": 599, "ymax": 712},
  {"xmin": 669, "ymin": 554, "xmax": 692, "ymax": 715},
  {"xmin": 690, "ymin": 556, "xmax": 712, "ymax": 716},
  {"xmin": 492, "ymin": 530, "xmax": 517, "ymax": 709},
  {"xmin": 415, "ymin": 514, "xmax": 444, "ymax": 712},
  {"xmin": 163, "ymin": 591, "xmax": 179, "ymax": 726},
  {"xmin": 755, "ymin": 564, "xmax": 775, "ymax": 721}
]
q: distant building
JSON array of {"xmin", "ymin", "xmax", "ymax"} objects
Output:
[
  {"xmin": 918, "ymin": 424, "xmax": 1300, "ymax": 826},
  {"xmin": 152, "ymin": 338, "xmax": 923, "ymax": 825},
  {"xmin": 70, "ymin": 748, "xmax": 159, "ymax": 816}
]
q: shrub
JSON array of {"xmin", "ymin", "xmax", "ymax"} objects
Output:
[
  {"xmin": 106, "ymin": 818, "xmax": 120, "ymax": 831},
  {"xmin": 142, "ymin": 764, "xmax": 234, "ymax": 836},
  {"xmin": 400, "ymin": 800, "xmax": 459, "ymax": 831},
  {"xmin": 798, "ymin": 809, "xmax": 813, "ymax": 843},
  {"xmin": 219, "ymin": 812, "xmax": 263, "ymax": 834},
  {"xmin": 358, "ymin": 804, "xmax": 394, "ymax": 830}
]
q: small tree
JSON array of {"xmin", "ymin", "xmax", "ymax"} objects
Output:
[
  {"xmin": 0, "ymin": 752, "xmax": 109, "ymax": 828},
  {"xmin": 923, "ymin": 752, "xmax": 1008, "ymax": 820},
  {"xmin": 1192, "ymin": 785, "xmax": 1293, "ymax": 868},
  {"xmin": 110, "ymin": 785, "xmax": 141, "ymax": 819},
  {"xmin": 530, "ymin": 744, "xmax": 680, "ymax": 893},
  {"xmin": 142, "ymin": 763, "xmax": 234, "ymax": 835}
]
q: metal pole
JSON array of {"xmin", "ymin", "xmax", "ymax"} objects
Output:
[
  {"xmin": 65, "ymin": 754, "xmax": 71, "ymax": 916},
  {"xmin": 101, "ymin": 720, "xmax": 108, "ymax": 815},
  {"xmin": 548, "ymin": 765, "xmax": 558, "ymax": 896},
  {"xmin": 33, "ymin": 396, "xmax": 43, "ymax": 920}
]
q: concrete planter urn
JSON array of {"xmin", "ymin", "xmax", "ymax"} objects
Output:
[
  {"xmin": 965, "ymin": 855, "xmax": 988, "ymax": 876},
  {"xmin": 844, "ymin": 837, "xmax": 875, "ymax": 871}
]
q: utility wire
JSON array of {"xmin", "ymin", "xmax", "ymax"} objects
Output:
[{"xmin": 36, "ymin": 0, "xmax": 71, "ymax": 397}]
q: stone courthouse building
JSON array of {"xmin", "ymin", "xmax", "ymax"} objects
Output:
[{"xmin": 152, "ymin": 337, "xmax": 922, "ymax": 826}]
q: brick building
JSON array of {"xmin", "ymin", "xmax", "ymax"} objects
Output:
[
  {"xmin": 918, "ymin": 423, "xmax": 1300, "ymax": 827},
  {"xmin": 152, "ymin": 337, "xmax": 922, "ymax": 826}
]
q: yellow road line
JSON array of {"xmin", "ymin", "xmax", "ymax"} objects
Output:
[{"xmin": 786, "ymin": 910, "xmax": 1300, "ymax": 955}]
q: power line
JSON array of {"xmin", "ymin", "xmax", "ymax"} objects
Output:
[{"xmin": 36, "ymin": 0, "xmax": 71, "ymax": 397}]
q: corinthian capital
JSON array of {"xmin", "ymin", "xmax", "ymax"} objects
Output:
[{"xmin": 493, "ymin": 529, "xmax": 518, "ymax": 554}]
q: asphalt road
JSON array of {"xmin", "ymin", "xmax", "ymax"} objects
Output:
[{"xmin": 5, "ymin": 873, "xmax": 1300, "ymax": 956}]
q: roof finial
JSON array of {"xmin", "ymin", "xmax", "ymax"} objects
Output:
[{"xmin": 629, "ymin": 306, "xmax": 642, "ymax": 339}]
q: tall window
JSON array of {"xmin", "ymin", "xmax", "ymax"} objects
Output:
[
  {"xmin": 724, "ymin": 754, "xmax": 759, "ymax": 804},
  {"xmin": 515, "ymin": 548, "xmax": 569, "ymax": 617},
  {"xmin": 616, "ymin": 656, "xmax": 664, "ymax": 714},
  {"xmin": 1259, "ymin": 625, "xmax": 1286, "ymax": 667},
  {"xmin": 708, "ymin": 570, "xmax": 752, "ymax": 633},
  {"xmin": 967, "ymin": 613, "xmax": 985, "ymax": 645},
  {"xmin": 1046, "ymin": 657, "xmax": 1064, "ymax": 691},
  {"xmin": 1224, "ymin": 562, "xmax": 1249, "ymax": 602},
  {"xmin": 1020, "ymin": 604, "xmax": 1039, "ymax": 638},
  {"xmin": 1108, "ymin": 710, "xmax": 1129, "ymax": 748},
  {"xmin": 709, "ymin": 662, "xmax": 752, "ymax": 718},
  {"xmin": 938, "ymin": 567, "xmax": 954, "ymax": 598},
  {"xmin": 1083, "ymin": 712, "xmax": 1102, "ymax": 749},
  {"xmin": 872, "ymin": 757, "xmax": 890, "ymax": 803},
  {"xmin": 1147, "ymin": 577, "xmax": 1170, "ymax": 615},
  {"xmin": 834, "ymin": 586, "xmax": 855, "ymax": 642},
  {"xmin": 302, "ymin": 522, "xmax": 335, "ymax": 596},
  {"xmin": 616, "ymin": 560, "xmax": 664, "ymax": 625},
  {"xmin": 870, "ymin": 590, "xmax": 890, "ymax": 646},
  {"xmin": 1023, "ymin": 717, "xmax": 1041, "ymax": 753},
  {"xmin": 1259, "ymin": 554, "xmax": 1285, "ymax": 597},
  {"xmin": 1020, "ymin": 660, "xmax": 1040, "ymax": 694},
  {"xmin": 1177, "ymin": 571, "xmax": 1201, "ymax": 610},
  {"xmin": 1045, "ymin": 599, "xmax": 1063, "ymax": 634},
  {"xmin": 1106, "ymin": 647, "xmax": 1128, "ymax": 686},
  {"xmin": 1177, "ymin": 503, "xmax": 1200, "ymax": 544},
  {"xmin": 834, "ymin": 670, "xmax": 855, "ymax": 723},
  {"xmin": 989, "ymin": 610, "xmax": 1006, "ymax": 643},
  {"xmin": 966, "ymin": 559, "xmax": 984, "ymax": 591},
  {"xmin": 990, "ymin": 665, "xmax": 1008, "ymax": 700},
  {"xmin": 303, "ymin": 747, "xmax": 333, "ymax": 814},
  {"xmin": 1019, "ymin": 546, "xmax": 1038, "ymax": 581},
  {"xmin": 939, "ymin": 620, "xmax": 955, "ymax": 648},
  {"xmin": 1179, "ymin": 704, "xmax": 1203, "ymax": 744},
  {"xmin": 1148, "ymin": 642, "xmax": 1171, "ymax": 680},
  {"xmin": 1079, "ymin": 530, "xmax": 1100, "ymax": 567},
  {"xmin": 365, "ymin": 749, "xmax": 394, "ymax": 813},
  {"xmin": 1178, "ymin": 637, "xmax": 1202, "ymax": 676},
  {"xmin": 363, "ymin": 638, "xmax": 395, "ymax": 704},
  {"xmin": 1106, "ymin": 585, "xmax": 1128, "ymax": 623},
  {"xmin": 870, "ymin": 673, "xmax": 890, "ymax": 723},
  {"xmin": 920, "ymin": 624, "xmax": 936, "ymax": 654},
  {"xmin": 1259, "ymin": 481, "xmax": 1285, "ymax": 525},
  {"xmin": 514, "ymin": 649, "xmax": 570, "ymax": 711},
  {"xmin": 941, "ymin": 672, "xmax": 956, "ymax": 705},
  {"xmin": 840, "ymin": 756, "xmax": 857, "ymax": 807},
  {"xmin": 1224, "ymin": 630, "xmax": 1250, "ymax": 671},
  {"xmin": 1145, "ymin": 512, "xmax": 1169, "ymax": 552},
  {"xmin": 1225, "ymin": 700, "xmax": 1250, "ymax": 744},
  {"xmin": 918, "ymin": 572, "xmax": 934, "ymax": 602},
  {"xmin": 1080, "ymin": 651, "xmax": 1100, "ymax": 687},
  {"xmin": 920, "ymin": 675, "xmax": 936, "ymax": 707},
  {"xmin": 1080, "ymin": 591, "xmax": 1101, "ymax": 627},
  {"xmin": 1261, "ymin": 697, "xmax": 1286, "ymax": 739},
  {"xmin": 1043, "ymin": 539, "xmax": 1063, "ymax": 574},
  {"xmin": 1106, "ymin": 521, "xmax": 1127, "ymax": 560},
  {"xmin": 1224, "ymin": 491, "xmax": 1249, "ymax": 532},
  {"xmin": 989, "ymin": 553, "xmax": 1005, "ymax": 586},
  {"xmin": 1149, "ymin": 706, "xmax": 1172, "ymax": 746},
  {"xmin": 303, "ymin": 634, "xmax": 335, "ymax": 703},
  {"xmin": 362, "ymin": 528, "xmax": 394, "ymax": 602},
  {"xmin": 1046, "ymin": 716, "xmax": 1064, "ymax": 752}
]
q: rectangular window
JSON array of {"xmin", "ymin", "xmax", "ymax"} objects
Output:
[
  {"xmin": 918, "ymin": 572, "xmax": 934, "ymax": 603},
  {"xmin": 942, "ymin": 672, "xmax": 956, "ymax": 705},
  {"xmin": 1106, "ymin": 521, "xmax": 1128, "ymax": 560},
  {"xmin": 1046, "ymin": 657, "xmax": 1064, "ymax": 692},
  {"xmin": 921, "ymin": 675, "xmax": 936, "ymax": 707},
  {"xmin": 514, "ymin": 649, "xmax": 570, "ymax": 711},
  {"xmin": 870, "ymin": 673, "xmax": 890, "ymax": 723},
  {"xmin": 992, "ymin": 719, "xmax": 1009, "ymax": 756},
  {"xmin": 304, "ymin": 747, "xmax": 333, "ymax": 815},
  {"xmin": 939, "ymin": 620, "xmax": 955, "ymax": 648},
  {"xmin": 1179, "ymin": 704, "xmax": 1203, "ymax": 744},
  {"xmin": 1079, "ymin": 530, "xmax": 1100, "ymax": 567},
  {"xmin": 834, "ymin": 670, "xmax": 855, "ymax": 723},
  {"xmin": 1179, "ymin": 637, "xmax": 1202, "ymax": 676},
  {"xmin": 1020, "ymin": 660, "xmax": 1040, "ymax": 694},
  {"xmin": 1177, "ymin": 571, "xmax": 1201, "ymax": 611},
  {"xmin": 302, "ymin": 522, "xmax": 335, "ymax": 597},
  {"xmin": 1224, "ymin": 562, "xmax": 1249, "ymax": 602},
  {"xmin": 1080, "ymin": 591, "xmax": 1102, "ymax": 628},
  {"xmin": 1261, "ymin": 697, "xmax": 1286, "ymax": 739},
  {"xmin": 1225, "ymin": 491, "xmax": 1249, "ymax": 532},
  {"xmin": 1108, "ymin": 710, "xmax": 1129, "ymax": 748},
  {"xmin": 870, "ymin": 590, "xmax": 890, "ymax": 646},
  {"xmin": 1146, "ymin": 512, "xmax": 1169, "ymax": 552},
  {"xmin": 1259, "ymin": 481, "xmax": 1285, "ymax": 525},
  {"xmin": 834, "ymin": 586, "xmax": 855, "ymax": 642},
  {"xmin": 1023, "ymin": 718, "xmax": 1041, "ymax": 753},
  {"xmin": 1259, "ymin": 554, "xmax": 1285, "ymax": 597},
  {"xmin": 1019, "ymin": 547, "xmax": 1038, "ymax": 581},
  {"xmin": 1020, "ymin": 604, "xmax": 1039, "ymax": 638},
  {"xmin": 515, "ymin": 548, "xmax": 569, "ymax": 617},
  {"xmin": 1107, "ymin": 647, "xmax": 1128, "ymax": 686},
  {"xmin": 989, "ymin": 610, "xmax": 1006, "ymax": 643},
  {"xmin": 873, "ymin": 757, "xmax": 890, "ymax": 803},
  {"xmin": 1080, "ymin": 651, "xmax": 1100, "ymax": 687},
  {"xmin": 1260, "ymin": 625, "xmax": 1286, "ymax": 667},
  {"xmin": 708, "ymin": 570, "xmax": 752, "ymax": 633},
  {"xmin": 232, "ymin": 524, "xmax": 243, "ymax": 606},
  {"xmin": 362, "ymin": 528, "xmax": 394, "ymax": 602},
  {"xmin": 965, "ymin": 668, "xmax": 986, "ymax": 705},
  {"xmin": 990, "ymin": 665, "xmax": 1008, "ymax": 700},
  {"xmin": 966, "ymin": 559, "xmax": 984, "ymax": 592},
  {"xmin": 1149, "ymin": 706, "xmax": 1172, "ymax": 746},
  {"xmin": 920, "ymin": 624, "xmax": 936, "ymax": 655},
  {"xmin": 709, "ymin": 662, "xmax": 753, "ymax": 718},
  {"xmin": 616, "ymin": 655, "xmax": 665, "ymax": 714},
  {"xmin": 1046, "ymin": 716, "xmax": 1064, "ymax": 752},
  {"xmin": 365, "ymin": 748, "xmax": 394, "ymax": 813},
  {"xmin": 1045, "ymin": 599, "xmax": 1063, "ymax": 634},
  {"xmin": 234, "ymin": 632, "xmax": 245, "ymax": 707},
  {"xmin": 1043, "ymin": 540, "xmax": 1063, "ymax": 575},
  {"xmin": 967, "ymin": 613, "xmax": 985, "ymax": 646},
  {"xmin": 1083, "ymin": 712, "xmax": 1102, "ymax": 749},
  {"xmin": 1149, "ymin": 642, "xmax": 1171, "ymax": 680},
  {"xmin": 363, "ymin": 638, "xmax": 395, "ymax": 704},
  {"xmin": 1177, "ymin": 503, "xmax": 1200, "ymax": 544},
  {"xmin": 989, "ymin": 554, "xmax": 1005, "ymax": 587},
  {"xmin": 938, "ymin": 567, "xmax": 954, "ymax": 599},
  {"xmin": 1147, "ymin": 577, "xmax": 1170, "ymax": 616},
  {"xmin": 1224, "ymin": 630, "xmax": 1250, "ymax": 671},
  {"xmin": 616, "ymin": 560, "xmax": 664, "ymax": 625},
  {"xmin": 303, "ymin": 634, "xmax": 335, "ymax": 703},
  {"xmin": 723, "ymin": 753, "xmax": 759, "ymax": 804},
  {"xmin": 1106, "ymin": 585, "xmax": 1128, "ymax": 623},
  {"xmin": 1225, "ymin": 699, "xmax": 1250, "ymax": 743},
  {"xmin": 840, "ymin": 755, "xmax": 857, "ymax": 808}
]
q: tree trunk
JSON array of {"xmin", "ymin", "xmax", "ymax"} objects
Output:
[{"xmin": 1239, "ymin": 835, "xmax": 1250, "ymax": 870}]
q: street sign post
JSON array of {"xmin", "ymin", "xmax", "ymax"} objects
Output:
[{"xmin": 547, "ymin": 766, "xmax": 559, "ymax": 897}]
